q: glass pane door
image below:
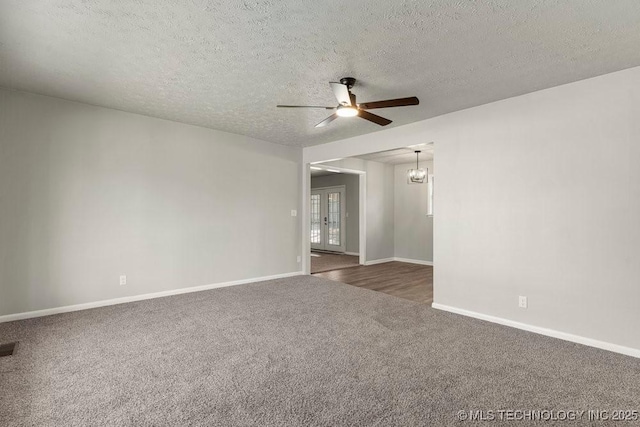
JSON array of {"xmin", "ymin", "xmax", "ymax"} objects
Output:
[
  {"xmin": 310, "ymin": 194, "xmax": 321, "ymax": 245},
  {"xmin": 327, "ymin": 192, "xmax": 341, "ymax": 246},
  {"xmin": 310, "ymin": 187, "xmax": 346, "ymax": 253}
]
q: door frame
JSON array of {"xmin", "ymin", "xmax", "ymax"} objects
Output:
[
  {"xmin": 310, "ymin": 185, "xmax": 347, "ymax": 253},
  {"xmin": 303, "ymin": 165, "xmax": 366, "ymax": 275}
]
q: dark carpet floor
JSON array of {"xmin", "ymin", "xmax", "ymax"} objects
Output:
[{"xmin": 1, "ymin": 276, "xmax": 639, "ymax": 426}]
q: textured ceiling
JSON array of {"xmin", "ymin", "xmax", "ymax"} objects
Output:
[
  {"xmin": 356, "ymin": 144, "xmax": 434, "ymax": 165},
  {"xmin": 1, "ymin": 1, "xmax": 640, "ymax": 147}
]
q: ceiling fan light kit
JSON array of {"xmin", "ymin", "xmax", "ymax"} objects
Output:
[
  {"xmin": 277, "ymin": 77, "xmax": 419, "ymax": 128},
  {"xmin": 336, "ymin": 106, "xmax": 358, "ymax": 117}
]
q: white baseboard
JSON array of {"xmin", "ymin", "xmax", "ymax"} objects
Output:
[
  {"xmin": 364, "ymin": 257, "xmax": 395, "ymax": 266},
  {"xmin": 393, "ymin": 257, "xmax": 433, "ymax": 266},
  {"xmin": 364, "ymin": 257, "xmax": 433, "ymax": 266},
  {"xmin": 345, "ymin": 252, "xmax": 360, "ymax": 256},
  {"xmin": 431, "ymin": 303, "xmax": 640, "ymax": 359},
  {"xmin": 0, "ymin": 271, "xmax": 304, "ymax": 323}
]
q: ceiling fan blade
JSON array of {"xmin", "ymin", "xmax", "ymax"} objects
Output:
[
  {"xmin": 315, "ymin": 113, "xmax": 339, "ymax": 128},
  {"xmin": 358, "ymin": 96, "xmax": 419, "ymax": 110},
  {"xmin": 358, "ymin": 110, "xmax": 392, "ymax": 126},
  {"xmin": 277, "ymin": 105, "xmax": 335, "ymax": 109},
  {"xmin": 330, "ymin": 82, "xmax": 352, "ymax": 106}
]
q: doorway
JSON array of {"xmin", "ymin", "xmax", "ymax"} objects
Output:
[
  {"xmin": 310, "ymin": 186, "xmax": 346, "ymax": 253},
  {"xmin": 308, "ymin": 166, "xmax": 366, "ymax": 274},
  {"xmin": 304, "ymin": 144, "xmax": 434, "ymax": 304}
]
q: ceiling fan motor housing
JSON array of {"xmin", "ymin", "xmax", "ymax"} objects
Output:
[{"xmin": 340, "ymin": 77, "xmax": 356, "ymax": 89}]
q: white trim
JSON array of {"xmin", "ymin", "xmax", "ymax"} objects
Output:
[
  {"xmin": 364, "ymin": 257, "xmax": 395, "ymax": 266},
  {"xmin": 345, "ymin": 252, "xmax": 360, "ymax": 256},
  {"xmin": 393, "ymin": 257, "xmax": 433, "ymax": 266},
  {"xmin": 0, "ymin": 271, "xmax": 303, "ymax": 323},
  {"xmin": 302, "ymin": 163, "xmax": 311, "ymax": 274},
  {"xmin": 358, "ymin": 173, "xmax": 366, "ymax": 267},
  {"xmin": 431, "ymin": 303, "xmax": 640, "ymax": 359}
]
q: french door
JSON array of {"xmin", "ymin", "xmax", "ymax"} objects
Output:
[{"xmin": 310, "ymin": 186, "xmax": 346, "ymax": 252}]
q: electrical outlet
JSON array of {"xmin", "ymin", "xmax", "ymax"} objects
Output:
[
  {"xmin": 291, "ymin": 210, "xmax": 297, "ymax": 217},
  {"xmin": 119, "ymin": 275, "xmax": 127, "ymax": 286},
  {"xmin": 296, "ymin": 255, "xmax": 301, "ymax": 263},
  {"xmin": 518, "ymin": 296, "xmax": 527, "ymax": 308}
]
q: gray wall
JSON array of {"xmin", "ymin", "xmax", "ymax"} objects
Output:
[
  {"xmin": 0, "ymin": 88, "xmax": 301, "ymax": 316},
  {"xmin": 304, "ymin": 66, "xmax": 640, "ymax": 352},
  {"xmin": 311, "ymin": 173, "xmax": 359, "ymax": 254},
  {"xmin": 318, "ymin": 158, "xmax": 395, "ymax": 262},
  {"xmin": 394, "ymin": 160, "xmax": 434, "ymax": 262}
]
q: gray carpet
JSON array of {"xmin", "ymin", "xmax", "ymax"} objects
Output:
[
  {"xmin": 310, "ymin": 252, "xmax": 359, "ymax": 273},
  {"xmin": 1, "ymin": 276, "xmax": 639, "ymax": 426}
]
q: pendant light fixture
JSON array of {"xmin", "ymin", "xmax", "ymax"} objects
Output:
[{"xmin": 407, "ymin": 150, "xmax": 427, "ymax": 184}]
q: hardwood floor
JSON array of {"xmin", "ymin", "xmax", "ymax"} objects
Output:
[
  {"xmin": 310, "ymin": 251, "xmax": 359, "ymax": 274},
  {"xmin": 313, "ymin": 261, "xmax": 433, "ymax": 305}
]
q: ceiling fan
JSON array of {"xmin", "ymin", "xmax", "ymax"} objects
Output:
[{"xmin": 277, "ymin": 77, "xmax": 419, "ymax": 128}]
